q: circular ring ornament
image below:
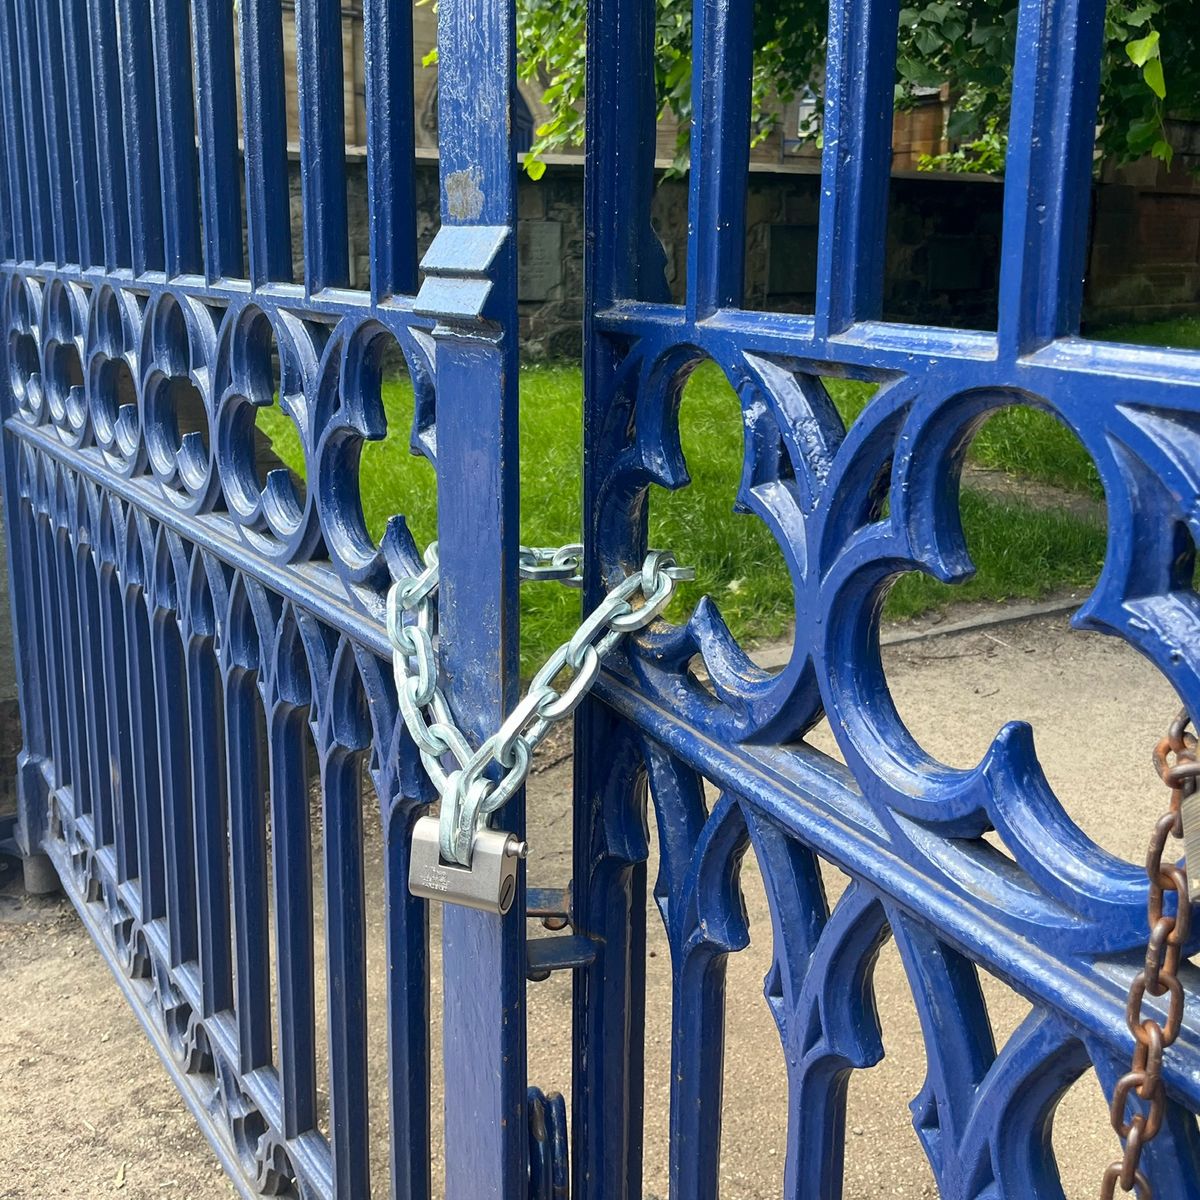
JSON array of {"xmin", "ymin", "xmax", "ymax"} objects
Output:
[
  {"xmin": 42, "ymin": 278, "xmax": 90, "ymax": 447},
  {"xmin": 6, "ymin": 274, "xmax": 45, "ymax": 426}
]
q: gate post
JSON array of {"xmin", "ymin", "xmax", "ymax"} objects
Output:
[{"xmin": 415, "ymin": 0, "xmax": 525, "ymax": 1191}]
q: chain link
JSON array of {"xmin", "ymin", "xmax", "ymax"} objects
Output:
[
  {"xmin": 387, "ymin": 542, "xmax": 693, "ymax": 867},
  {"xmin": 518, "ymin": 543, "xmax": 584, "ymax": 585},
  {"xmin": 1101, "ymin": 708, "xmax": 1196, "ymax": 1199}
]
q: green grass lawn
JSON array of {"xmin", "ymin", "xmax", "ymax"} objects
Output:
[{"xmin": 259, "ymin": 317, "xmax": 1193, "ymax": 670}]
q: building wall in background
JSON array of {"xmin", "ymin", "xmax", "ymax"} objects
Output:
[{"xmin": 290, "ymin": 153, "xmax": 1200, "ymax": 357}]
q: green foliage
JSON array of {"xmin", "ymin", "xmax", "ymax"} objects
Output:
[
  {"xmin": 513, "ymin": 0, "xmax": 1199, "ymax": 177},
  {"xmin": 254, "ymin": 318, "xmax": 1193, "ymax": 670},
  {"xmin": 917, "ymin": 114, "xmax": 1006, "ymax": 174},
  {"xmin": 517, "ymin": 0, "xmax": 587, "ymax": 177},
  {"xmin": 885, "ymin": 491, "xmax": 1107, "ymax": 617}
]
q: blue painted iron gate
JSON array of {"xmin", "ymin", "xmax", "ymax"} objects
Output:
[{"xmin": 2, "ymin": 0, "xmax": 1200, "ymax": 1195}]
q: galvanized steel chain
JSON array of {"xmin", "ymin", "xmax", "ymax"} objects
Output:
[
  {"xmin": 518, "ymin": 543, "xmax": 584, "ymax": 586},
  {"xmin": 386, "ymin": 541, "xmax": 692, "ymax": 872},
  {"xmin": 1101, "ymin": 708, "xmax": 1198, "ymax": 1199}
]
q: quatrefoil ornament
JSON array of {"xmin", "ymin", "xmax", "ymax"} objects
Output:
[
  {"xmin": 314, "ymin": 318, "xmax": 438, "ymax": 592},
  {"xmin": 142, "ymin": 294, "xmax": 220, "ymax": 514},
  {"xmin": 215, "ymin": 304, "xmax": 323, "ymax": 564},
  {"xmin": 86, "ymin": 285, "xmax": 145, "ymax": 477},
  {"xmin": 42, "ymin": 278, "xmax": 89, "ymax": 448},
  {"xmin": 6, "ymin": 274, "xmax": 45, "ymax": 427}
]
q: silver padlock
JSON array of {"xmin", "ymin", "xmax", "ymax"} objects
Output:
[
  {"xmin": 408, "ymin": 814, "xmax": 528, "ymax": 915},
  {"xmin": 1183, "ymin": 788, "xmax": 1200, "ymax": 902}
]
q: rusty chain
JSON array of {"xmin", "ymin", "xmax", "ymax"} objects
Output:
[{"xmin": 1101, "ymin": 708, "xmax": 1197, "ymax": 1199}]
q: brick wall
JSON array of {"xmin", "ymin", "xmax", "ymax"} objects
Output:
[{"xmin": 1085, "ymin": 126, "xmax": 1200, "ymax": 325}]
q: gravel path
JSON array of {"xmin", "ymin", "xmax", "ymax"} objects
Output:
[{"xmin": 0, "ymin": 604, "xmax": 1177, "ymax": 1198}]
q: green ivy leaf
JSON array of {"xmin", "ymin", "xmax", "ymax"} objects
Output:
[
  {"xmin": 1125, "ymin": 29, "xmax": 1160, "ymax": 65},
  {"xmin": 525, "ymin": 155, "xmax": 547, "ymax": 180},
  {"xmin": 421, "ymin": 47, "xmax": 438, "ymax": 68},
  {"xmin": 1152, "ymin": 138, "xmax": 1174, "ymax": 165},
  {"xmin": 1143, "ymin": 56, "xmax": 1166, "ymax": 98}
]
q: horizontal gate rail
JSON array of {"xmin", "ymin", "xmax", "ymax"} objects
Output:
[
  {"xmin": 10, "ymin": 419, "xmax": 405, "ymax": 660},
  {"xmin": 597, "ymin": 673, "xmax": 1200, "ymax": 1092}
]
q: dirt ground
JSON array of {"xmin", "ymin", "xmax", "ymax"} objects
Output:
[{"xmin": 0, "ymin": 601, "xmax": 1180, "ymax": 1198}]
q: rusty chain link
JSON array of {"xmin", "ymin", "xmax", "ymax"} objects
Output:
[{"xmin": 1101, "ymin": 708, "xmax": 1197, "ymax": 1199}]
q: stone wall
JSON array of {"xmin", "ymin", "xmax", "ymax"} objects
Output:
[{"xmin": 292, "ymin": 151, "xmax": 1200, "ymax": 356}]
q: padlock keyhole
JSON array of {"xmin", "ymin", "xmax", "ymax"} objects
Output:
[{"xmin": 499, "ymin": 874, "xmax": 516, "ymax": 915}]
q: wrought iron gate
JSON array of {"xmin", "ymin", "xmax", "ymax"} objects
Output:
[{"xmin": 1, "ymin": 0, "xmax": 1199, "ymax": 1196}]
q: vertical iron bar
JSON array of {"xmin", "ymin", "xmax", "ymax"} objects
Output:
[
  {"xmin": 226, "ymin": 665, "xmax": 274, "ymax": 1072},
  {"xmin": 295, "ymin": 0, "xmax": 349, "ymax": 293},
  {"xmin": 13, "ymin": 507, "xmax": 50, "ymax": 708},
  {"xmin": 269, "ymin": 702, "xmax": 317, "ymax": 1138},
  {"xmin": 126, "ymin": 587, "xmax": 166, "ymax": 922},
  {"xmin": 576, "ymin": 0, "xmax": 666, "ymax": 1189},
  {"xmin": 0, "ymin": 110, "xmax": 11, "ymax": 262},
  {"xmin": 0, "ymin": 0, "xmax": 31, "ymax": 262},
  {"xmin": 385, "ymin": 802, "xmax": 432, "ymax": 1200},
  {"xmin": 813, "ymin": 0, "xmax": 900, "ymax": 338},
  {"xmin": 997, "ymin": 0, "xmax": 1106, "ymax": 356},
  {"xmin": 150, "ymin": 0, "xmax": 203, "ymax": 278},
  {"xmin": 33, "ymin": 0, "xmax": 79, "ymax": 266},
  {"xmin": 115, "ymin": 0, "xmax": 165, "ymax": 275},
  {"xmin": 0, "ymin": 113, "xmax": 11, "ymax": 262},
  {"xmin": 0, "ymin": 439, "xmax": 51, "ymax": 867},
  {"xmin": 99, "ymin": 563, "xmax": 137, "ymax": 882},
  {"xmin": 87, "ymin": 0, "xmax": 132, "ymax": 271},
  {"xmin": 188, "ymin": 633, "xmax": 234, "ymax": 1017},
  {"xmin": 13, "ymin": 0, "xmax": 52, "ymax": 263},
  {"xmin": 434, "ymin": 319, "xmax": 525, "ymax": 1200},
  {"xmin": 152, "ymin": 608, "xmax": 199, "ymax": 968},
  {"xmin": 79, "ymin": 552, "xmax": 115, "ymax": 848},
  {"xmin": 422, "ymin": 0, "xmax": 523, "ymax": 1187},
  {"xmin": 191, "ymin": 0, "xmax": 244, "ymax": 282},
  {"xmin": 59, "ymin": 0, "xmax": 103, "ymax": 270},
  {"xmin": 35, "ymin": 523, "xmax": 71, "ymax": 800},
  {"xmin": 685, "ymin": 0, "xmax": 753, "ymax": 319},
  {"xmin": 363, "ymin": 0, "xmax": 417, "ymax": 300},
  {"xmin": 55, "ymin": 532, "xmax": 88, "ymax": 820},
  {"xmin": 238, "ymin": 0, "xmax": 294, "ymax": 287},
  {"xmin": 322, "ymin": 748, "xmax": 370, "ymax": 1198}
]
